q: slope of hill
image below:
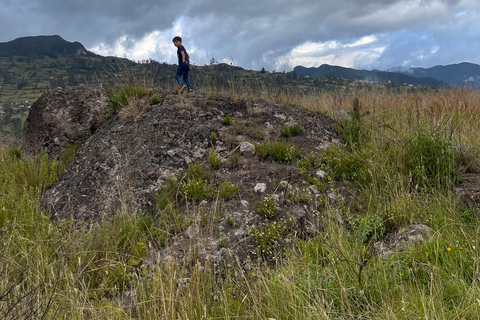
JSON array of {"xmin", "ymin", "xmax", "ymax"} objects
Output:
[
  {"xmin": 0, "ymin": 35, "xmax": 97, "ymax": 58},
  {"xmin": 390, "ymin": 62, "xmax": 480, "ymax": 88},
  {"xmin": 294, "ymin": 64, "xmax": 450, "ymax": 88}
]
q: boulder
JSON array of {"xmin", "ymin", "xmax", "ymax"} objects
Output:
[{"xmin": 22, "ymin": 88, "xmax": 108, "ymax": 160}]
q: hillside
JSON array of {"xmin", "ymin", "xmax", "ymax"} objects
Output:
[
  {"xmin": 0, "ymin": 35, "xmax": 97, "ymax": 58},
  {"xmin": 391, "ymin": 62, "xmax": 480, "ymax": 88},
  {"xmin": 0, "ymin": 35, "xmax": 433, "ymax": 146},
  {"xmin": 2, "ymin": 82, "xmax": 480, "ymax": 318},
  {"xmin": 294, "ymin": 64, "xmax": 450, "ymax": 88}
]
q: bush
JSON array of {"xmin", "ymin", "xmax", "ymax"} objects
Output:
[
  {"xmin": 321, "ymin": 146, "xmax": 371, "ymax": 185},
  {"xmin": 222, "ymin": 115, "xmax": 232, "ymax": 126},
  {"xmin": 255, "ymin": 141, "xmax": 300, "ymax": 164},
  {"xmin": 219, "ymin": 180, "xmax": 239, "ymax": 199},
  {"xmin": 405, "ymin": 126, "xmax": 458, "ymax": 189},
  {"xmin": 257, "ymin": 196, "xmax": 278, "ymax": 218},
  {"xmin": 280, "ymin": 125, "xmax": 300, "ymax": 138}
]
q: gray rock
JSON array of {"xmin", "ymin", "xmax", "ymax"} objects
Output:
[
  {"xmin": 240, "ymin": 141, "xmax": 256, "ymax": 156},
  {"xmin": 375, "ymin": 224, "xmax": 433, "ymax": 259},
  {"xmin": 254, "ymin": 183, "xmax": 267, "ymax": 193},
  {"xmin": 22, "ymin": 88, "xmax": 108, "ymax": 160}
]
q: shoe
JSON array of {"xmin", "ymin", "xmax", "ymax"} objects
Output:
[
  {"xmin": 178, "ymin": 85, "xmax": 187, "ymax": 94},
  {"xmin": 188, "ymin": 88, "xmax": 194, "ymax": 92}
]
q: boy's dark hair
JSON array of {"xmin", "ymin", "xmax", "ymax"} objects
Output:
[{"xmin": 172, "ymin": 36, "xmax": 182, "ymax": 42}]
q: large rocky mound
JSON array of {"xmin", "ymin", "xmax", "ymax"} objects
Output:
[
  {"xmin": 22, "ymin": 88, "xmax": 108, "ymax": 160},
  {"xmin": 30, "ymin": 89, "xmax": 342, "ymax": 264},
  {"xmin": 40, "ymin": 91, "xmax": 338, "ymax": 221}
]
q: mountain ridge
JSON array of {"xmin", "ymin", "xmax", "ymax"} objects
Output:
[
  {"xmin": 0, "ymin": 35, "xmax": 99, "ymax": 59},
  {"xmin": 294, "ymin": 64, "xmax": 450, "ymax": 88}
]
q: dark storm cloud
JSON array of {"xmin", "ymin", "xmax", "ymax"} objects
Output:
[
  {"xmin": 1, "ymin": 0, "xmax": 480, "ymax": 70},
  {"xmin": 1, "ymin": 0, "xmax": 177, "ymax": 45}
]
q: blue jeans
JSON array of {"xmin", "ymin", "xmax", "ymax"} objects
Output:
[{"xmin": 175, "ymin": 62, "xmax": 193, "ymax": 89}]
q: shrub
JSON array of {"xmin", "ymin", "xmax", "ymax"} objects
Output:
[
  {"xmin": 249, "ymin": 220, "xmax": 286, "ymax": 255},
  {"xmin": 405, "ymin": 125, "xmax": 458, "ymax": 189},
  {"xmin": 219, "ymin": 180, "xmax": 239, "ymax": 199},
  {"xmin": 222, "ymin": 115, "xmax": 232, "ymax": 126},
  {"xmin": 255, "ymin": 141, "xmax": 300, "ymax": 164},
  {"xmin": 150, "ymin": 95, "xmax": 160, "ymax": 105},
  {"xmin": 209, "ymin": 148, "xmax": 221, "ymax": 169},
  {"xmin": 257, "ymin": 196, "xmax": 278, "ymax": 218},
  {"xmin": 321, "ymin": 146, "xmax": 371, "ymax": 185},
  {"xmin": 280, "ymin": 125, "xmax": 300, "ymax": 137}
]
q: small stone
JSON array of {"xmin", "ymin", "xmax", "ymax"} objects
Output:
[
  {"xmin": 316, "ymin": 170, "xmax": 327, "ymax": 179},
  {"xmin": 184, "ymin": 223, "xmax": 199, "ymax": 239},
  {"xmin": 240, "ymin": 141, "xmax": 256, "ymax": 156},
  {"xmin": 309, "ymin": 185, "xmax": 320, "ymax": 195},
  {"xmin": 254, "ymin": 183, "xmax": 267, "ymax": 193},
  {"xmin": 241, "ymin": 200, "xmax": 249, "ymax": 207}
]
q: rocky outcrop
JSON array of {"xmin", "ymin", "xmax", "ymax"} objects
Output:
[
  {"xmin": 22, "ymin": 88, "xmax": 108, "ymax": 160},
  {"xmin": 39, "ymin": 92, "xmax": 338, "ymax": 220},
  {"xmin": 25, "ymin": 89, "xmax": 342, "ymax": 265}
]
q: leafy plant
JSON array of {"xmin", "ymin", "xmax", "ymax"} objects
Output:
[
  {"xmin": 405, "ymin": 125, "xmax": 458, "ymax": 189},
  {"xmin": 208, "ymin": 148, "xmax": 221, "ymax": 169},
  {"xmin": 222, "ymin": 115, "xmax": 232, "ymax": 126},
  {"xmin": 255, "ymin": 141, "xmax": 300, "ymax": 164},
  {"xmin": 219, "ymin": 180, "xmax": 239, "ymax": 199},
  {"xmin": 280, "ymin": 125, "xmax": 300, "ymax": 137},
  {"xmin": 249, "ymin": 220, "xmax": 286, "ymax": 255},
  {"xmin": 257, "ymin": 196, "xmax": 278, "ymax": 218}
]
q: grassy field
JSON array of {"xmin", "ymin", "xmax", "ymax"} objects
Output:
[{"xmin": 1, "ymin": 81, "xmax": 480, "ymax": 319}]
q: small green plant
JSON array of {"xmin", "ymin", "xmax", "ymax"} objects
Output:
[
  {"xmin": 210, "ymin": 132, "xmax": 217, "ymax": 142},
  {"xmin": 222, "ymin": 115, "xmax": 232, "ymax": 126},
  {"xmin": 108, "ymin": 85, "xmax": 147, "ymax": 110},
  {"xmin": 341, "ymin": 97, "xmax": 370, "ymax": 147},
  {"xmin": 280, "ymin": 125, "xmax": 300, "ymax": 137},
  {"xmin": 150, "ymin": 94, "xmax": 160, "ymax": 105},
  {"xmin": 249, "ymin": 220, "xmax": 286, "ymax": 255},
  {"xmin": 254, "ymin": 141, "xmax": 300, "ymax": 164},
  {"xmin": 59, "ymin": 143, "xmax": 80, "ymax": 167},
  {"xmin": 321, "ymin": 145, "xmax": 371, "ymax": 185},
  {"xmin": 209, "ymin": 148, "xmax": 221, "ymax": 170},
  {"xmin": 182, "ymin": 177, "xmax": 206, "ymax": 201},
  {"xmin": 219, "ymin": 180, "xmax": 239, "ymax": 199},
  {"xmin": 297, "ymin": 153, "xmax": 319, "ymax": 174},
  {"xmin": 257, "ymin": 196, "xmax": 278, "ymax": 218},
  {"xmin": 226, "ymin": 214, "xmax": 235, "ymax": 227},
  {"xmin": 405, "ymin": 125, "xmax": 458, "ymax": 189}
]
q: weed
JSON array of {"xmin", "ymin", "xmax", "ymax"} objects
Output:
[
  {"xmin": 249, "ymin": 220, "xmax": 287, "ymax": 255},
  {"xmin": 208, "ymin": 148, "xmax": 221, "ymax": 170},
  {"xmin": 405, "ymin": 125, "xmax": 458, "ymax": 189},
  {"xmin": 255, "ymin": 140, "xmax": 300, "ymax": 164},
  {"xmin": 257, "ymin": 196, "xmax": 278, "ymax": 218},
  {"xmin": 222, "ymin": 115, "xmax": 232, "ymax": 125},
  {"xmin": 150, "ymin": 95, "xmax": 160, "ymax": 105},
  {"xmin": 219, "ymin": 180, "xmax": 239, "ymax": 199},
  {"xmin": 321, "ymin": 145, "xmax": 371, "ymax": 185},
  {"xmin": 280, "ymin": 125, "xmax": 300, "ymax": 137}
]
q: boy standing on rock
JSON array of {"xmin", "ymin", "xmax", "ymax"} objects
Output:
[{"xmin": 172, "ymin": 36, "xmax": 193, "ymax": 93}]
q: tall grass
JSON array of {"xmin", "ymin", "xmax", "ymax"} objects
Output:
[{"xmin": 1, "ymin": 85, "xmax": 480, "ymax": 318}]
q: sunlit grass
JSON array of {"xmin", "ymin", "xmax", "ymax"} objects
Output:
[{"xmin": 1, "ymin": 84, "xmax": 480, "ymax": 318}]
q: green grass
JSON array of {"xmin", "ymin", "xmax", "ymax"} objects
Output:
[{"xmin": 1, "ymin": 86, "xmax": 480, "ymax": 319}]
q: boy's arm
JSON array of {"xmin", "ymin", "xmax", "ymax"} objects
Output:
[{"xmin": 181, "ymin": 51, "xmax": 187, "ymax": 63}]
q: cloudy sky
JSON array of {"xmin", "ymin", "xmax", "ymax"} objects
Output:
[{"xmin": 1, "ymin": 0, "xmax": 479, "ymax": 72}]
